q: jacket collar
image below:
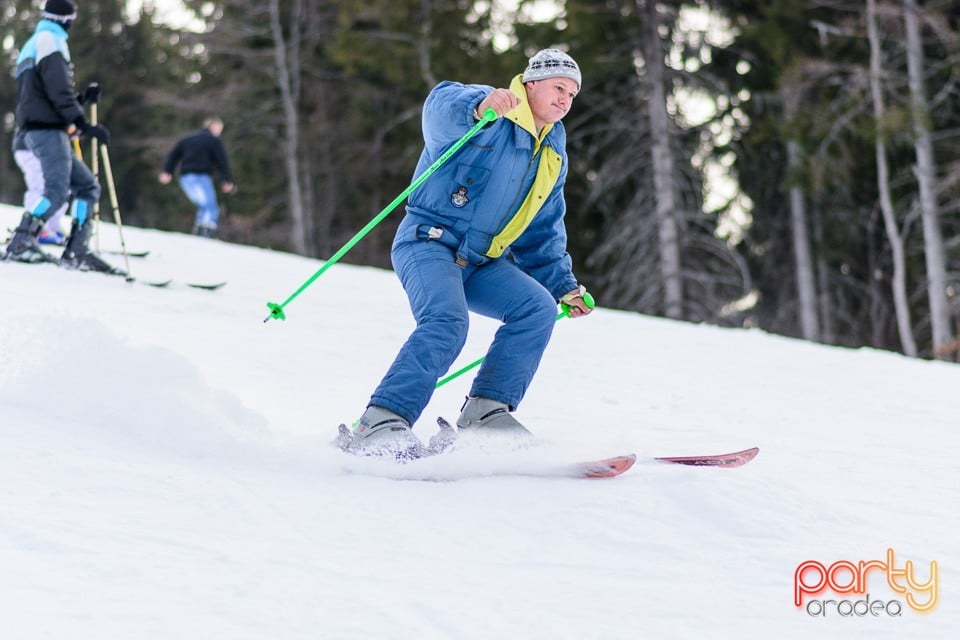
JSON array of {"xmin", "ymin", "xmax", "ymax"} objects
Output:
[
  {"xmin": 504, "ymin": 74, "xmax": 554, "ymax": 144},
  {"xmin": 37, "ymin": 19, "xmax": 69, "ymax": 39}
]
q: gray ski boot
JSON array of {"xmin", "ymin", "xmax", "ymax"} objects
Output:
[
  {"xmin": 456, "ymin": 397, "xmax": 533, "ymax": 437},
  {"xmin": 60, "ymin": 219, "xmax": 125, "ymax": 275},
  {"xmin": 3, "ymin": 212, "xmax": 56, "ymax": 263},
  {"xmin": 336, "ymin": 406, "xmax": 427, "ymax": 461}
]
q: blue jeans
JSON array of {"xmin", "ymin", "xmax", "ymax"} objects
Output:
[
  {"xmin": 178, "ymin": 173, "xmax": 219, "ymax": 229},
  {"xmin": 369, "ymin": 234, "xmax": 558, "ymax": 425},
  {"xmin": 23, "ymin": 129, "xmax": 100, "ymax": 225}
]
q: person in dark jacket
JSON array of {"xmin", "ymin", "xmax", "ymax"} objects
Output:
[
  {"xmin": 3, "ymin": 0, "xmax": 117, "ymax": 273},
  {"xmin": 338, "ymin": 48, "xmax": 593, "ymax": 459},
  {"xmin": 159, "ymin": 117, "xmax": 235, "ymax": 238}
]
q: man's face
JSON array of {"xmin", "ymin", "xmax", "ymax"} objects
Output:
[{"xmin": 525, "ymin": 77, "xmax": 579, "ymax": 126}]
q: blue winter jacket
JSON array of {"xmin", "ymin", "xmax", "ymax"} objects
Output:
[
  {"xmin": 400, "ymin": 76, "xmax": 579, "ymax": 301},
  {"xmin": 15, "ymin": 20, "xmax": 85, "ymax": 131}
]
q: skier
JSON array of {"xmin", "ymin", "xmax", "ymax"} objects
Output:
[
  {"xmin": 342, "ymin": 48, "xmax": 594, "ymax": 458},
  {"xmin": 158, "ymin": 117, "xmax": 235, "ymax": 239},
  {"xmin": 3, "ymin": 0, "xmax": 117, "ymax": 273},
  {"xmin": 12, "ymin": 127, "xmax": 68, "ymax": 246}
]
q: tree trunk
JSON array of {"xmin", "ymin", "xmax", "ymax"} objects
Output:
[
  {"xmin": 903, "ymin": 0, "xmax": 952, "ymax": 357},
  {"xmin": 785, "ymin": 136, "xmax": 820, "ymax": 341},
  {"xmin": 640, "ymin": 0, "xmax": 683, "ymax": 319},
  {"xmin": 868, "ymin": 0, "xmax": 917, "ymax": 356},
  {"xmin": 269, "ymin": 0, "xmax": 312, "ymax": 256}
]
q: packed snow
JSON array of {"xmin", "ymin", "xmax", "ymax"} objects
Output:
[{"xmin": 1, "ymin": 202, "xmax": 956, "ymax": 639}]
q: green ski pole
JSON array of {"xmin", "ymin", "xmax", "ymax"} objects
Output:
[
  {"xmin": 434, "ymin": 292, "xmax": 596, "ymax": 389},
  {"xmin": 264, "ymin": 108, "xmax": 499, "ymax": 323}
]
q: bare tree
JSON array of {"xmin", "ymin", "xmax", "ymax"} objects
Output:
[
  {"xmin": 782, "ymin": 82, "xmax": 821, "ymax": 341},
  {"xmin": 867, "ymin": 0, "xmax": 917, "ymax": 356},
  {"xmin": 903, "ymin": 0, "xmax": 953, "ymax": 357},
  {"xmin": 268, "ymin": 0, "xmax": 314, "ymax": 256},
  {"xmin": 640, "ymin": 0, "xmax": 683, "ymax": 319}
]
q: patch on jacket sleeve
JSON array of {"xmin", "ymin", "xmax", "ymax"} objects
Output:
[{"xmin": 450, "ymin": 186, "xmax": 470, "ymax": 208}]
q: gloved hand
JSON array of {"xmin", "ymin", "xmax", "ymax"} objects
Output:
[
  {"xmin": 80, "ymin": 122, "xmax": 110, "ymax": 145},
  {"xmin": 559, "ymin": 285, "xmax": 595, "ymax": 318},
  {"xmin": 80, "ymin": 82, "xmax": 101, "ymax": 105}
]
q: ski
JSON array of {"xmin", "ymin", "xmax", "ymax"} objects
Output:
[
  {"xmin": 575, "ymin": 454, "xmax": 637, "ymax": 478},
  {"xmin": 133, "ymin": 279, "xmax": 225, "ymax": 290},
  {"xmin": 6, "ymin": 240, "xmax": 149, "ymax": 257},
  {"xmin": 562, "ymin": 447, "xmax": 759, "ymax": 477},
  {"xmin": 336, "ymin": 416, "xmax": 756, "ymax": 479},
  {"xmin": 186, "ymin": 281, "xmax": 227, "ymax": 291},
  {"xmin": 104, "ymin": 249, "xmax": 150, "ymax": 258},
  {"xmin": 655, "ymin": 447, "xmax": 759, "ymax": 468},
  {"xmin": 135, "ymin": 279, "xmax": 173, "ymax": 288},
  {"xmin": 1, "ymin": 259, "xmax": 223, "ymax": 291}
]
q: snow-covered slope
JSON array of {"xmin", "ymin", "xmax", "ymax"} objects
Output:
[{"xmin": 1, "ymin": 203, "xmax": 956, "ymax": 639}]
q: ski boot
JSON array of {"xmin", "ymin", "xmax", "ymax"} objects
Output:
[
  {"xmin": 60, "ymin": 219, "xmax": 126, "ymax": 276},
  {"xmin": 3, "ymin": 212, "xmax": 56, "ymax": 263},
  {"xmin": 450, "ymin": 397, "xmax": 535, "ymax": 453},
  {"xmin": 194, "ymin": 223, "xmax": 218, "ymax": 239},
  {"xmin": 456, "ymin": 397, "xmax": 533, "ymax": 437},
  {"xmin": 335, "ymin": 406, "xmax": 428, "ymax": 462}
]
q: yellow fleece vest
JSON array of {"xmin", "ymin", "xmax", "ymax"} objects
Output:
[{"xmin": 485, "ymin": 75, "xmax": 564, "ymax": 258}]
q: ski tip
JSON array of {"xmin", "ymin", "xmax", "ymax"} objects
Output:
[{"xmin": 580, "ymin": 453, "xmax": 636, "ymax": 478}]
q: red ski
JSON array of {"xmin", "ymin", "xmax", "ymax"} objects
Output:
[
  {"xmin": 354, "ymin": 419, "xmax": 756, "ymax": 478},
  {"xmin": 575, "ymin": 447, "xmax": 758, "ymax": 478},
  {"xmin": 655, "ymin": 447, "xmax": 759, "ymax": 469},
  {"xmin": 576, "ymin": 454, "xmax": 637, "ymax": 478}
]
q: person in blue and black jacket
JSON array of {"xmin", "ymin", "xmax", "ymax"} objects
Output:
[{"xmin": 4, "ymin": 0, "xmax": 118, "ymax": 274}]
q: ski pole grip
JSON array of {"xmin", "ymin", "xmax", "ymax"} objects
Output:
[
  {"xmin": 560, "ymin": 291, "xmax": 595, "ymax": 317},
  {"xmin": 481, "ymin": 108, "xmax": 498, "ymax": 122}
]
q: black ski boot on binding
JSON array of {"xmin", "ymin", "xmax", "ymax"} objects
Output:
[
  {"xmin": 60, "ymin": 219, "xmax": 126, "ymax": 276},
  {"xmin": 3, "ymin": 212, "xmax": 56, "ymax": 264}
]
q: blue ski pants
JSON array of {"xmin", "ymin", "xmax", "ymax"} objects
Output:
[
  {"xmin": 369, "ymin": 233, "xmax": 558, "ymax": 426},
  {"xmin": 23, "ymin": 129, "xmax": 100, "ymax": 225}
]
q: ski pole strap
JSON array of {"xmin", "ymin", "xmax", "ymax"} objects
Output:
[
  {"xmin": 264, "ymin": 108, "xmax": 499, "ymax": 323},
  {"xmin": 435, "ymin": 291, "xmax": 596, "ymax": 388}
]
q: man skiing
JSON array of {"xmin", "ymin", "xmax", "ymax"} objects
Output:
[
  {"xmin": 3, "ymin": 0, "xmax": 117, "ymax": 274},
  {"xmin": 341, "ymin": 48, "xmax": 594, "ymax": 458},
  {"xmin": 159, "ymin": 117, "xmax": 235, "ymax": 239}
]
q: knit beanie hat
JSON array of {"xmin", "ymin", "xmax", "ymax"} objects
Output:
[
  {"xmin": 521, "ymin": 49, "xmax": 581, "ymax": 90},
  {"xmin": 41, "ymin": 0, "xmax": 77, "ymax": 23}
]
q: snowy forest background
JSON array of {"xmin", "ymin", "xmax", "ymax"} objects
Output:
[{"xmin": 3, "ymin": 0, "xmax": 960, "ymax": 360}]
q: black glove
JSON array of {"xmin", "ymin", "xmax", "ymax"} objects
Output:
[
  {"xmin": 81, "ymin": 82, "xmax": 101, "ymax": 105},
  {"xmin": 81, "ymin": 123, "xmax": 110, "ymax": 145}
]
